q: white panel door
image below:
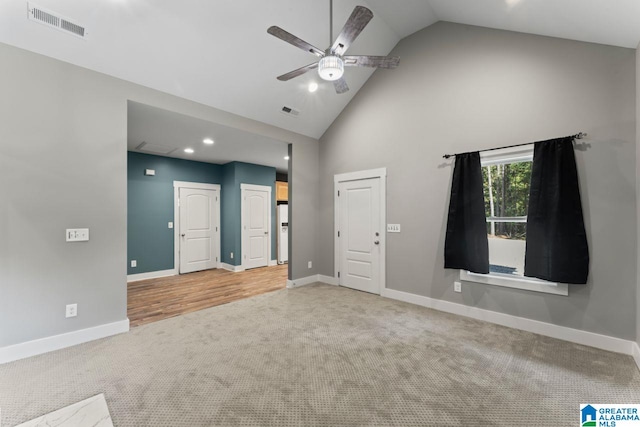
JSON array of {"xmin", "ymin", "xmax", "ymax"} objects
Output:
[
  {"xmin": 242, "ymin": 187, "xmax": 270, "ymax": 270},
  {"xmin": 338, "ymin": 178, "xmax": 381, "ymax": 294},
  {"xmin": 179, "ymin": 188, "xmax": 217, "ymax": 274}
]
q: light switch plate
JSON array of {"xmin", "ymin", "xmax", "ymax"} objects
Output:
[
  {"xmin": 131, "ymin": 260, "xmax": 137, "ymax": 268},
  {"xmin": 66, "ymin": 228, "xmax": 89, "ymax": 242},
  {"xmin": 145, "ymin": 169, "xmax": 156, "ymax": 176},
  {"xmin": 387, "ymin": 224, "xmax": 401, "ymax": 233},
  {"xmin": 454, "ymin": 281, "xmax": 462, "ymax": 293},
  {"xmin": 168, "ymin": 222, "xmax": 173, "ymax": 229}
]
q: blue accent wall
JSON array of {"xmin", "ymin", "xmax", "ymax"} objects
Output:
[
  {"xmin": 128, "ymin": 153, "xmax": 276, "ymax": 274},
  {"xmin": 127, "ymin": 152, "xmax": 222, "ymax": 274},
  {"xmin": 220, "ymin": 163, "xmax": 239, "ymax": 265}
]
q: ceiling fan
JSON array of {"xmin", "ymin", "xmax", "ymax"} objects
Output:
[{"xmin": 267, "ymin": 0, "xmax": 400, "ymax": 94}]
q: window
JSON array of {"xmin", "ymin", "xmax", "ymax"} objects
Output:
[{"xmin": 460, "ymin": 145, "xmax": 568, "ymax": 296}]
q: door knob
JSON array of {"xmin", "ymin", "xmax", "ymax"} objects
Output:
[
  {"xmin": 374, "ymin": 240, "xmax": 380, "ymax": 245},
  {"xmin": 265, "ymin": 231, "xmax": 269, "ymax": 235},
  {"xmin": 181, "ymin": 234, "xmax": 186, "ymax": 237}
]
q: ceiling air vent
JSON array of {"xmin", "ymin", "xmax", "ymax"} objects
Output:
[
  {"xmin": 280, "ymin": 106, "xmax": 300, "ymax": 118},
  {"xmin": 135, "ymin": 141, "xmax": 178, "ymax": 155},
  {"xmin": 27, "ymin": 3, "xmax": 88, "ymax": 39}
]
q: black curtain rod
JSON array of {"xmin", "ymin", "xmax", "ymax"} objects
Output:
[{"xmin": 442, "ymin": 132, "xmax": 587, "ymax": 159}]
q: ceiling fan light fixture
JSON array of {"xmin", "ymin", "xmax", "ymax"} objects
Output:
[{"xmin": 318, "ymin": 55, "xmax": 344, "ymax": 81}]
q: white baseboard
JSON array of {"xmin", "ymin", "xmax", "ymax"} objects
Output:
[
  {"xmin": 381, "ymin": 287, "xmax": 635, "ymax": 356},
  {"xmin": 632, "ymin": 342, "xmax": 640, "ymax": 372},
  {"xmin": 286, "ymin": 274, "xmax": 338, "ymax": 288},
  {"xmin": 318, "ymin": 275, "xmax": 338, "ymax": 286},
  {"xmin": 0, "ymin": 319, "xmax": 130, "ymax": 365},
  {"xmin": 287, "ymin": 275, "xmax": 320, "ymax": 288},
  {"xmin": 221, "ymin": 263, "xmax": 244, "ymax": 272},
  {"xmin": 127, "ymin": 269, "xmax": 176, "ymax": 283}
]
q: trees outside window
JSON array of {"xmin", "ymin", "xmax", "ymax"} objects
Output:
[{"xmin": 481, "ymin": 159, "xmax": 532, "ymax": 276}]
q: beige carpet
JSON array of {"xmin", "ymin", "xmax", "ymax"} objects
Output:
[{"xmin": 1, "ymin": 284, "xmax": 639, "ymax": 426}]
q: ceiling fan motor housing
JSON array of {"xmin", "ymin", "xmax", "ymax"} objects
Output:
[{"xmin": 318, "ymin": 55, "xmax": 344, "ymax": 81}]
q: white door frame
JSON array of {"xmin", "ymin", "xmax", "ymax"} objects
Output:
[
  {"xmin": 173, "ymin": 181, "xmax": 221, "ymax": 273},
  {"xmin": 241, "ymin": 183, "xmax": 272, "ymax": 270},
  {"xmin": 334, "ymin": 168, "xmax": 387, "ymax": 294}
]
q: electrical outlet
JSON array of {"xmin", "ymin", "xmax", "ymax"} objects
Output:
[
  {"xmin": 230, "ymin": 252, "xmax": 234, "ymax": 259},
  {"xmin": 131, "ymin": 260, "xmax": 137, "ymax": 268},
  {"xmin": 387, "ymin": 224, "xmax": 401, "ymax": 233},
  {"xmin": 66, "ymin": 304, "xmax": 77, "ymax": 318},
  {"xmin": 308, "ymin": 261, "xmax": 312, "ymax": 269},
  {"xmin": 454, "ymin": 281, "xmax": 462, "ymax": 293},
  {"xmin": 168, "ymin": 222, "xmax": 173, "ymax": 229}
]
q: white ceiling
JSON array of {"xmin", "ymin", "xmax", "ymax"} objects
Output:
[
  {"xmin": 128, "ymin": 101, "xmax": 289, "ymax": 173},
  {"xmin": 1, "ymin": 0, "xmax": 639, "ymax": 143}
]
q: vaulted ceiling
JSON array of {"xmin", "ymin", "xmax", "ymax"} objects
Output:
[{"xmin": 1, "ymin": 0, "xmax": 639, "ymax": 141}]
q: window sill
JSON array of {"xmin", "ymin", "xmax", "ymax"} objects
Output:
[{"xmin": 460, "ymin": 270, "xmax": 568, "ymax": 296}]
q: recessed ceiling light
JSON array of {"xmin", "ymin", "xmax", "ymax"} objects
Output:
[
  {"xmin": 284, "ymin": 156, "xmax": 290, "ymax": 160},
  {"xmin": 308, "ymin": 82, "xmax": 318, "ymax": 93},
  {"xmin": 203, "ymin": 138, "xmax": 214, "ymax": 145},
  {"xmin": 184, "ymin": 148, "xmax": 194, "ymax": 154}
]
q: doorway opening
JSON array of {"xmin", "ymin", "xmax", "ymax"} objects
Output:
[{"xmin": 126, "ymin": 101, "xmax": 290, "ymax": 327}]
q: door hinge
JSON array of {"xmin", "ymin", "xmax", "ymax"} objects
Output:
[
  {"xmin": 216, "ymin": 227, "xmax": 218, "ymax": 232},
  {"xmin": 216, "ymin": 257, "xmax": 218, "ymax": 262},
  {"xmin": 338, "ymin": 231, "xmax": 340, "ymax": 237},
  {"xmin": 338, "ymin": 272, "xmax": 340, "ymax": 278},
  {"xmin": 338, "ymin": 190, "xmax": 340, "ymax": 197}
]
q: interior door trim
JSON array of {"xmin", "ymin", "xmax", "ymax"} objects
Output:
[
  {"xmin": 173, "ymin": 181, "xmax": 221, "ymax": 274},
  {"xmin": 240, "ymin": 183, "xmax": 272, "ymax": 270},
  {"xmin": 334, "ymin": 168, "xmax": 387, "ymax": 295}
]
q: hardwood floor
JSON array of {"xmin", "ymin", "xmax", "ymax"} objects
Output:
[{"xmin": 128, "ymin": 264, "xmax": 288, "ymax": 327}]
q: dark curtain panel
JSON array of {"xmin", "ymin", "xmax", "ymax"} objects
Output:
[
  {"xmin": 444, "ymin": 152, "xmax": 489, "ymax": 274},
  {"xmin": 524, "ymin": 137, "xmax": 589, "ymax": 284}
]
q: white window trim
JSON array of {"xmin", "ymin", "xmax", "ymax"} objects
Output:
[
  {"xmin": 460, "ymin": 143, "xmax": 569, "ymax": 296},
  {"xmin": 460, "ymin": 270, "xmax": 568, "ymax": 296}
]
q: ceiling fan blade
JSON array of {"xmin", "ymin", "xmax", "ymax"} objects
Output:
[
  {"xmin": 333, "ymin": 77, "xmax": 349, "ymax": 94},
  {"xmin": 331, "ymin": 6, "xmax": 373, "ymax": 56},
  {"xmin": 277, "ymin": 62, "xmax": 319, "ymax": 81},
  {"xmin": 267, "ymin": 26, "xmax": 324, "ymax": 57},
  {"xmin": 343, "ymin": 55, "xmax": 400, "ymax": 69}
]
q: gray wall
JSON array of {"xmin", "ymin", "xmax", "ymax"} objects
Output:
[
  {"xmin": 318, "ymin": 22, "xmax": 637, "ymax": 340},
  {"xmin": 0, "ymin": 42, "xmax": 319, "ymax": 348},
  {"xmin": 290, "ymin": 140, "xmax": 320, "ymax": 280},
  {"xmin": 637, "ymin": 43, "xmax": 640, "ymax": 349}
]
